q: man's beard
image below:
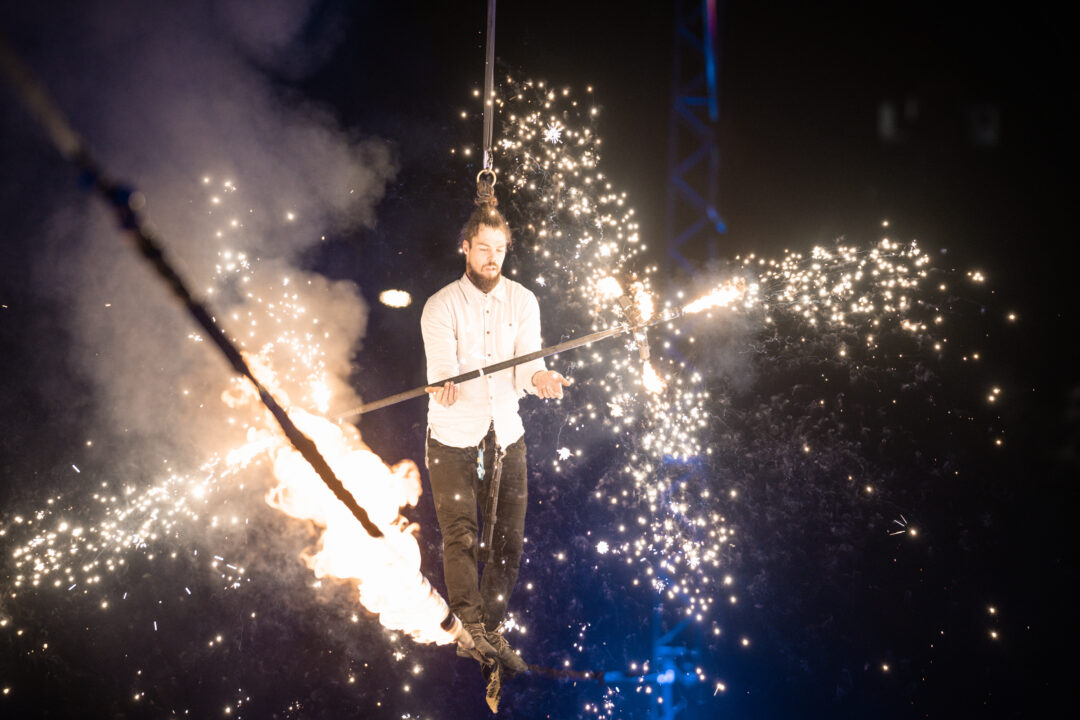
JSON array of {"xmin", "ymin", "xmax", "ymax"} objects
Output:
[{"xmin": 466, "ymin": 263, "xmax": 501, "ymax": 293}]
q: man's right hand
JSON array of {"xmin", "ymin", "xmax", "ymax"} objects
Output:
[{"xmin": 426, "ymin": 381, "xmax": 458, "ymax": 407}]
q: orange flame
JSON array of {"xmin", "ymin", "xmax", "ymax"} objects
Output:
[
  {"xmin": 630, "ymin": 282, "xmax": 654, "ymax": 323},
  {"xmin": 596, "ymin": 276, "xmax": 624, "ymax": 299},
  {"xmin": 261, "ymin": 409, "xmax": 456, "ymax": 644},
  {"xmin": 225, "ymin": 360, "xmax": 457, "ymax": 645},
  {"xmin": 682, "ymin": 279, "xmax": 746, "ymax": 315},
  {"xmin": 642, "ymin": 361, "xmax": 666, "ymax": 395}
]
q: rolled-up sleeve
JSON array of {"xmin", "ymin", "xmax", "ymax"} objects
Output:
[
  {"xmin": 513, "ymin": 289, "xmax": 547, "ymax": 396},
  {"xmin": 421, "ymin": 295, "xmax": 459, "ymax": 384}
]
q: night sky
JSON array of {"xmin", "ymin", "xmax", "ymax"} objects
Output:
[{"xmin": 1, "ymin": 2, "xmax": 1076, "ymax": 719}]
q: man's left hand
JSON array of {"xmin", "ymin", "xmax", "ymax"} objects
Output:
[{"xmin": 532, "ymin": 370, "xmax": 572, "ymax": 399}]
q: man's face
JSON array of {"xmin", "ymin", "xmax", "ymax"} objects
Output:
[{"xmin": 463, "ymin": 226, "xmax": 507, "ymax": 293}]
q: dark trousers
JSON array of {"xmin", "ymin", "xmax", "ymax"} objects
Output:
[{"xmin": 426, "ymin": 428, "xmax": 527, "ymax": 630}]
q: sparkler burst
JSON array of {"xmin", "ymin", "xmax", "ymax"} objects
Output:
[
  {"xmin": 459, "ymin": 78, "xmax": 754, "ymax": 619},
  {"xmin": 457, "ymin": 79, "xmax": 1010, "ymax": 711}
]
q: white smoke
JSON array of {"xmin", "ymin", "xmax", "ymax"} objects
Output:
[{"xmin": 4, "ymin": 0, "xmax": 394, "ymax": 455}]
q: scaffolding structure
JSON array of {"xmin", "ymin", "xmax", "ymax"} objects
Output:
[{"xmin": 666, "ymin": 0, "xmax": 726, "ymax": 274}]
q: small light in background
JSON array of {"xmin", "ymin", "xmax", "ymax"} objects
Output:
[{"xmin": 379, "ymin": 290, "xmax": 412, "ymax": 308}]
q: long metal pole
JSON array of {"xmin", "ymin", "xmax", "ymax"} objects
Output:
[{"xmin": 343, "ymin": 312, "xmax": 679, "ymax": 418}]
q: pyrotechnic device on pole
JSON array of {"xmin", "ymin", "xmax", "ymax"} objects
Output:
[
  {"xmin": 347, "ymin": 274, "xmax": 750, "ymax": 417},
  {"xmin": 342, "ymin": 309, "xmax": 683, "ymax": 417}
]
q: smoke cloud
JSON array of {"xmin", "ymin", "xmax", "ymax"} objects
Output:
[{"xmin": 3, "ymin": 0, "xmax": 393, "ymax": 459}]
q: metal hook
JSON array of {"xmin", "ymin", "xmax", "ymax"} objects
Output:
[{"xmin": 476, "ymin": 168, "xmax": 498, "ymax": 205}]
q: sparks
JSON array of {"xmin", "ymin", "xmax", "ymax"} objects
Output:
[
  {"xmin": 682, "ymin": 280, "xmax": 746, "ymax": 315},
  {"xmin": 543, "ymin": 121, "xmax": 563, "ymax": 144}
]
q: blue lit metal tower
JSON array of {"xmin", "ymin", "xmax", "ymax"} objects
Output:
[
  {"xmin": 644, "ymin": 2, "xmax": 726, "ymax": 716},
  {"xmin": 667, "ymin": 0, "xmax": 726, "ymax": 274},
  {"xmin": 598, "ymin": 460, "xmax": 713, "ymax": 719},
  {"xmin": 601, "ymin": 603, "xmax": 706, "ymax": 720}
]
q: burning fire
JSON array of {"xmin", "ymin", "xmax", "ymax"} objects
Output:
[
  {"xmin": 630, "ymin": 282, "xmax": 655, "ymax": 323},
  {"xmin": 228, "ymin": 363, "xmax": 459, "ymax": 645},
  {"xmin": 682, "ymin": 279, "xmax": 747, "ymax": 315},
  {"xmin": 641, "ymin": 361, "xmax": 666, "ymax": 395},
  {"xmin": 262, "ymin": 411, "xmax": 456, "ymax": 644},
  {"xmin": 596, "ymin": 275, "xmax": 624, "ymax": 299}
]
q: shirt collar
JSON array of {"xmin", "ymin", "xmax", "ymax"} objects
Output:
[{"xmin": 458, "ymin": 273, "xmax": 507, "ymax": 303}]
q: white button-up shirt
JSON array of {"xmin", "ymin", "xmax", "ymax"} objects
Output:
[{"xmin": 421, "ymin": 274, "xmax": 548, "ymax": 448}]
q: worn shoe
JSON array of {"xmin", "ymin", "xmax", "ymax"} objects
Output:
[
  {"xmin": 486, "ymin": 629, "xmax": 529, "ymax": 674},
  {"xmin": 456, "ymin": 622, "xmax": 498, "ymax": 664}
]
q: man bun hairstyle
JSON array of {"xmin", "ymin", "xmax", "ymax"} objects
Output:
[{"xmin": 459, "ymin": 195, "xmax": 512, "ymax": 249}]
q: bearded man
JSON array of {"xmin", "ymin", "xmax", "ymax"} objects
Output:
[{"xmin": 421, "ymin": 199, "xmax": 570, "ymax": 674}]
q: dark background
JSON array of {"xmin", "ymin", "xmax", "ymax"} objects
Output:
[{"xmin": 2, "ymin": 2, "xmax": 1076, "ymax": 718}]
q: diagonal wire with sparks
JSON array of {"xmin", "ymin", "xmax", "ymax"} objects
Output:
[{"xmin": 0, "ymin": 36, "xmax": 382, "ymax": 540}]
